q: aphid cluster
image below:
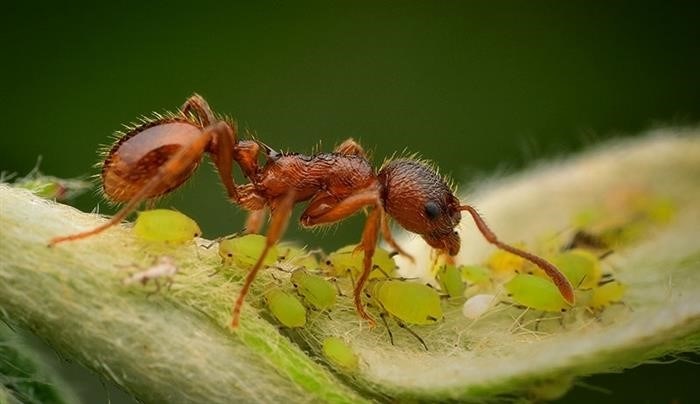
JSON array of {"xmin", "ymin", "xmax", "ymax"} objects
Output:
[{"xmin": 48, "ymin": 94, "xmax": 574, "ymax": 329}]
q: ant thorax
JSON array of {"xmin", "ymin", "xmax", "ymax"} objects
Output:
[{"xmin": 255, "ymin": 153, "xmax": 376, "ymax": 202}]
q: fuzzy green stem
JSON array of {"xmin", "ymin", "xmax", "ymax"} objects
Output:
[
  {"xmin": 0, "ymin": 185, "xmax": 364, "ymax": 403},
  {"xmin": 1, "ymin": 130, "xmax": 699, "ymax": 402}
]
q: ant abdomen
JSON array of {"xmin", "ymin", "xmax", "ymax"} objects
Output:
[
  {"xmin": 378, "ymin": 159, "xmax": 462, "ymax": 254},
  {"xmin": 102, "ymin": 118, "xmax": 203, "ymax": 202}
]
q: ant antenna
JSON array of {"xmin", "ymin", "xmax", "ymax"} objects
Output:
[{"xmin": 460, "ymin": 204, "xmax": 575, "ymax": 304}]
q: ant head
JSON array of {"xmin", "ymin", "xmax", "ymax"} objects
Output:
[{"xmin": 378, "ymin": 159, "xmax": 462, "ymax": 255}]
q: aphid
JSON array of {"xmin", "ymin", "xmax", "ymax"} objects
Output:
[
  {"xmin": 10, "ymin": 157, "xmax": 91, "ymax": 202},
  {"xmin": 264, "ymin": 288, "xmax": 307, "ymax": 328},
  {"xmin": 49, "ymin": 94, "xmax": 574, "ymax": 328},
  {"xmin": 436, "ymin": 264, "xmax": 466, "ymax": 299},
  {"xmin": 486, "ymin": 245, "xmax": 527, "ymax": 277},
  {"xmin": 219, "ymin": 234, "xmax": 279, "ymax": 268},
  {"xmin": 368, "ymin": 280, "xmax": 443, "ymax": 350},
  {"xmin": 277, "ymin": 244, "xmax": 319, "ymax": 270},
  {"xmin": 322, "ymin": 244, "xmax": 397, "ymax": 280},
  {"xmin": 122, "ymin": 255, "xmax": 178, "ymax": 293},
  {"xmin": 563, "ymin": 230, "xmax": 609, "ymax": 251},
  {"xmin": 322, "ymin": 337, "xmax": 359, "ymax": 371},
  {"xmin": 460, "ymin": 265, "xmax": 492, "ymax": 286},
  {"xmin": 133, "ymin": 209, "xmax": 201, "ymax": 243},
  {"xmin": 369, "ymin": 280, "xmax": 444, "ymax": 325},
  {"xmin": 589, "ymin": 280, "xmax": 626, "ymax": 310},
  {"xmin": 504, "ymin": 274, "xmax": 570, "ymax": 312},
  {"xmin": 550, "ymin": 249, "xmax": 602, "ymax": 290},
  {"xmin": 462, "ymin": 294, "xmax": 497, "ymax": 320},
  {"xmin": 290, "ymin": 269, "xmax": 337, "ymax": 311}
]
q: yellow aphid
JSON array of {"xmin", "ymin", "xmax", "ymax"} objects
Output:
[
  {"xmin": 460, "ymin": 265, "xmax": 492, "ymax": 285},
  {"xmin": 218, "ymin": 234, "xmax": 278, "ymax": 267},
  {"xmin": 487, "ymin": 244, "xmax": 527, "ymax": 278},
  {"xmin": 322, "ymin": 337, "xmax": 359, "ymax": 371},
  {"xmin": 264, "ymin": 288, "xmax": 307, "ymax": 328},
  {"xmin": 550, "ymin": 249, "xmax": 602, "ymax": 290},
  {"xmin": 133, "ymin": 209, "xmax": 201, "ymax": 243},
  {"xmin": 277, "ymin": 245, "xmax": 319, "ymax": 270},
  {"xmin": 504, "ymin": 274, "xmax": 570, "ymax": 313},
  {"xmin": 322, "ymin": 244, "xmax": 396, "ymax": 279},
  {"xmin": 589, "ymin": 281, "xmax": 626, "ymax": 309}
]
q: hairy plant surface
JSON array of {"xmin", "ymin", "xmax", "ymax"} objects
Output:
[{"xmin": 1, "ymin": 130, "xmax": 698, "ymax": 402}]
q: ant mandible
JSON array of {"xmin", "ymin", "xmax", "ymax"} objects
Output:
[{"xmin": 49, "ymin": 94, "xmax": 575, "ymax": 328}]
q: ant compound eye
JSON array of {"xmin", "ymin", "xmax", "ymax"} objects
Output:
[{"xmin": 424, "ymin": 202, "xmax": 441, "ymax": 219}]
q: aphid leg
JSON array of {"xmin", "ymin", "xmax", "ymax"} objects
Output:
[
  {"xmin": 460, "ymin": 205, "xmax": 575, "ymax": 304},
  {"xmin": 395, "ymin": 318, "xmax": 429, "ymax": 351},
  {"xmin": 534, "ymin": 311, "xmax": 546, "ymax": 332},
  {"xmin": 380, "ymin": 213, "xmax": 415, "ymax": 263},
  {"xmin": 49, "ymin": 124, "xmax": 221, "ymax": 246},
  {"xmin": 245, "ymin": 209, "xmax": 267, "ymax": 234},
  {"xmin": 300, "ymin": 187, "xmax": 383, "ymax": 326},
  {"xmin": 379, "ymin": 312, "xmax": 395, "ymax": 345},
  {"xmin": 231, "ymin": 193, "xmax": 295, "ymax": 329}
]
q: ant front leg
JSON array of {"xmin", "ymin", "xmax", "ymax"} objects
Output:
[
  {"xmin": 300, "ymin": 187, "xmax": 382, "ymax": 326},
  {"xmin": 231, "ymin": 193, "xmax": 295, "ymax": 329}
]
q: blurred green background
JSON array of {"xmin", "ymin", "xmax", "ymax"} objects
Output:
[{"xmin": 2, "ymin": 1, "xmax": 699, "ymax": 402}]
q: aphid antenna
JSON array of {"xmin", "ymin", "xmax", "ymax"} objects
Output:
[{"xmin": 201, "ymin": 233, "xmax": 238, "ymax": 249}]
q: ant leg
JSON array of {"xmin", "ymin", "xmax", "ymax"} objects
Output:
[
  {"xmin": 460, "ymin": 204, "xmax": 575, "ymax": 304},
  {"xmin": 244, "ymin": 209, "xmax": 267, "ymax": 234},
  {"xmin": 334, "ymin": 138, "xmax": 366, "ymax": 157},
  {"xmin": 208, "ymin": 122, "xmax": 240, "ymax": 202},
  {"xmin": 231, "ymin": 192, "xmax": 295, "ymax": 329},
  {"xmin": 380, "ymin": 212, "xmax": 415, "ymax": 263},
  {"xmin": 181, "ymin": 94, "xmax": 215, "ymax": 126},
  {"xmin": 300, "ymin": 188, "xmax": 382, "ymax": 326},
  {"xmin": 49, "ymin": 124, "xmax": 222, "ymax": 246}
]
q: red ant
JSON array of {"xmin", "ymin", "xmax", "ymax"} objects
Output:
[{"xmin": 49, "ymin": 94, "xmax": 574, "ymax": 328}]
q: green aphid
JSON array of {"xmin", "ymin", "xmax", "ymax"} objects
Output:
[
  {"xmin": 14, "ymin": 174, "xmax": 91, "ymax": 202},
  {"xmin": 219, "ymin": 234, "xmax": 279, "ymax": 267},
  {"xmin": 133, "ymin": 209, "xmax": 201, "ymax": 243},
  {"xmin": 323, "ymin": 244, "xmax": 397, "ymax": 279},
  {"xmin": 504, "ymin": 274, "xmax": 570, "ymax": 312},
  {"xmin": 290, "ymin": 269, "xmax": 337, "ymax": 311},
  {"xmin": 460, "ymin": 265, "xmax": 492, "ymax": 285},
  {"xmin": 278, "ymin": 245, "xmax": 319, "ymax": 270},
  {"xmin": 264, "ymin": 288, "xmax": 307, "ymax": 328},
  {"xmin": 551, "ymin": 249, "xmax": 601, "ymax": 290},
  {"xmin": 436, "ymin": 265, "xmax": 466, "ymax": 299},
  {"xmin": 322, "ymin": 337, "xmax": 359, "ymax": 371},
  {"xmin": 589, "ymin": 281, "xmax": 626, "ymax": 309},
  {"xmin": 369, "ymin": 280, "xmax": 443, "ymax": 325}
]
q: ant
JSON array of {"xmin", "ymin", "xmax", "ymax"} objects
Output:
[{"xmin": 49, "ymin": 94, "xmax": 574, "ymax": 328}]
